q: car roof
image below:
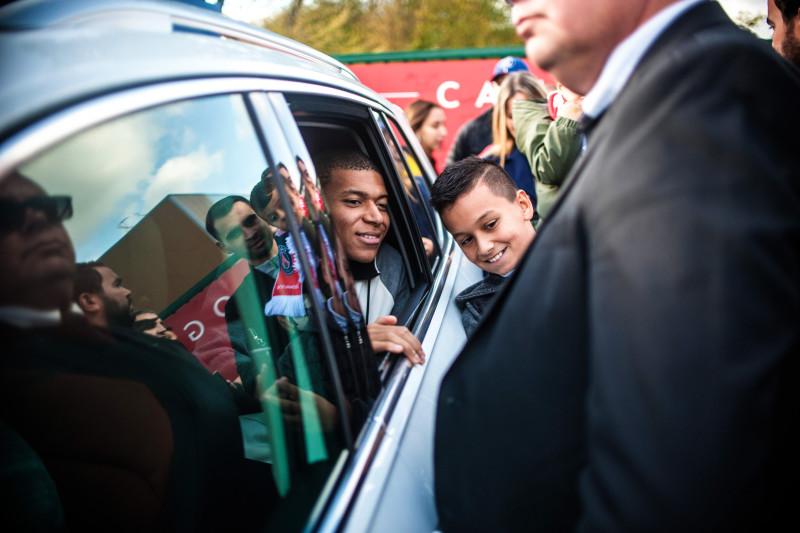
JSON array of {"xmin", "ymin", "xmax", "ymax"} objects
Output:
[{"xmin": 0, "ymin": 0, "xmax": 383, "ymax": 141}]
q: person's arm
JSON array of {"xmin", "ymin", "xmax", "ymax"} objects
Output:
[{"xmin": 512, "ymin": 99, "xmax": 583, "ymax": 187}]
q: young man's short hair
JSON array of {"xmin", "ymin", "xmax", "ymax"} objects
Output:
[
  {"xmin": 313, "ymin": 149, "xmax": 382, "ymax": 189},
  {"xmin": 205, "ymin": 195, "xmax": 250, "ymax": 240},
  {"xmin": 430, "ymin": 157, "xmax": 518, "ymax": 214},
  {"xmin": 73, "ymin": 261, "xmax": 105, "ymax": 301}
]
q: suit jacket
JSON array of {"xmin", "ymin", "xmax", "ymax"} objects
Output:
[{"xmin": 435, "ymin": 3, "xmax": 800, "ymax": 532}]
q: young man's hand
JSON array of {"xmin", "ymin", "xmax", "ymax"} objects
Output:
[{"xmin": 367, "ymin": 315, "xmax": 425, "ymax": 366}]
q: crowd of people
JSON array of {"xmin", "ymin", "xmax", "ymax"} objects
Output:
[{"xmin": 2, "ymin": 0, "xmax": 800, "ymax": 530}]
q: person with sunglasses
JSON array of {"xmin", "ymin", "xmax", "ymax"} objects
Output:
[
  {"xmin": 133, "ymin": 309, "xmax": 178, "ymax": 340},
  {"xmin": 0, "ymin": 173, "xmax": 75, "ymax": 316}
]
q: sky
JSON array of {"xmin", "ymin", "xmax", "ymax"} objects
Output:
[{"xmin": 221, "ymin": 0, "xmax": 771, "ymax": 37}]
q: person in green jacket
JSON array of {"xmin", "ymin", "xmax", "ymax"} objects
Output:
[{"xmin": 512, "ymin": 81, "xmax": 584, "ymax": 224}]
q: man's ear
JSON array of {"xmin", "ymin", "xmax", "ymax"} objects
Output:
[
  {"xmin": 77, "ymin": 292, "xmax": 101, "ymax": 314},
  {"xmin": 516, "ymin": 190, "xmax": 535, "ymax": 221},
  {"xmin": 215, "ymin": 240, "xmax": 232, "ymax": 254}
]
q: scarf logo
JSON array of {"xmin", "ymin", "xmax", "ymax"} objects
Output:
[{"xmin": 279, "ymin": 243, "xmax": 294, "ymax": 276}]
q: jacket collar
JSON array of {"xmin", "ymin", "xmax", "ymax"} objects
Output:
[{"xmin": 583, "ymin": 0, "xmax": 705, "ymax": 120}]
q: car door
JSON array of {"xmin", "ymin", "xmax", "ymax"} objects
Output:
[{"xmin": 0, "ymin": 71, "xmax": 474, "ymax": 530}]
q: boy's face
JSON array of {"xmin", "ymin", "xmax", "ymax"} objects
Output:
[
  {"xmin": 442, "ymin": 181, "xmax": 535, "ymax": 276},
  {"xmin": 324, "ymin": 168, "xmax": 389, "ymax": 263},
  {"xmin": 260, "ymin": 190, "xmax": 289, "ymax": 232}
]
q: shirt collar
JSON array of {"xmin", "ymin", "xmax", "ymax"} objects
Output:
[
  {"xmin": 0, "ymin": 303, "xmax": 83, "ymax": 329},
  {"xmin": 583, "ymin": 0, "xmax": 705, "ymax": 119}
]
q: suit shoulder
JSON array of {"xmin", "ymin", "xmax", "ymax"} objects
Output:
[{"xmin": 644, "ymin": 21, "xmax": 799, "ymax": 92}]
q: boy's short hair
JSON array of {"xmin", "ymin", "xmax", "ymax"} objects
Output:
[
  {"xmin": 250, "ymin": 168, "xmax": 276, "ymax": 214},
  {"xmin": 430, "ymin": 157, "xmax": 518, "ymax": 214},
  {"xmin": 313, "ymin": 149, "xmax": 382, "ymax": 189}
]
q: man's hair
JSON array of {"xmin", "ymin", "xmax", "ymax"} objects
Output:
[
  {"xmin": 205, "ymin": 195, "xmax": 249, "ymax": 240},
  {"xmin": 313, "ymin": 149, "xmax": 382, "ymax": 189},
  {"xmin": 251, "ymin": 168, "xmax": 277, "ymax": 214},
  {"xmin": 430, "ymin": 157, "xmax": 518, "ymax": 213},
  {"xmin": 73, "ymin": 261, "xmax": 105, "ymax": 302},
  {"xmin": 776, "ymin": 0, "xmax": 800, "ymax": 22}
]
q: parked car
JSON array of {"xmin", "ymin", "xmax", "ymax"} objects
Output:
[{"xmin": 0, "ymin": 0, "xmax": 482, "ymax": 531}]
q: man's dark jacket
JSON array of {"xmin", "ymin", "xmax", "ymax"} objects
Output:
[
  {"xmin": 446, "ymin": 107, "xmax": 493, "ymax": 165},
  {"xmin": 435, "ymin": 2, "xmax": 800, "ymax": 531}
]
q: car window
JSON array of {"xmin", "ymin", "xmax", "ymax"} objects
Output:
[
  {"xmin": 377, "ymin": 112, "xmax": 441, "ymax": 268},
  {"xmin": 286, "ymin": 94, "xmax": 431, "ymax": 324},
  {"xmin": 11, "ymin": 91, "xmax": 372, "ymax": 530}
]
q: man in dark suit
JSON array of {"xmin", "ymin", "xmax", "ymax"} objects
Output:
[{"xmin": 435, "ymin": 1, "xmax": 800, "ymax": 531}]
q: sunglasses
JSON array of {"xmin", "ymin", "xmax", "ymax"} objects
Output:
[{"xmin": 0, "ymin": 195, "xmax": 73, "ymax": 233}]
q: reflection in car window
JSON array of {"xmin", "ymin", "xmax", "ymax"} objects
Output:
[
  {"xmin": 10, "ymin": 93, "xmax": 355, "ymax": 531},
  {"xmin": 380, "ymin": 113, "xmax": 441, "ymax": 266}
]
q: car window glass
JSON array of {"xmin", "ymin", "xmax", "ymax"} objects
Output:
[
  {"xmin": 379, "ymin": 113, "xmax": 441, "ymax": 268},
  {"xmin": 13, "ymin": 92, "xmax": 351, "ymax": 530}
]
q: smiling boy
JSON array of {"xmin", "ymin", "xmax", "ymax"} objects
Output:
[{"xmin": 430, "ymin": 157, "xmax": 536, "ymax": 335}]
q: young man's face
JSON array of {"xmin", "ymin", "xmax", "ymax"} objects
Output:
[
  {"xmin": 95, "ymin": 265, "xmax": 134, "ymax": 327},
  {"xmin": 324, "ymin": 168, "xmax": 390, "ymax": 264},
  {"xmin": 510, "ymin": 0, "xmax": 645, "ymax": 94},
  {"xmin": 215, "ymin": 201, "xmax": 274, "ymax": 265},
  {"xmin": 768, "ymin": 0, "xmax": 800, "ymax": 68},
  {"xmin": 442, "ymin": 181, "xmax": 536, "ymax": 276}
]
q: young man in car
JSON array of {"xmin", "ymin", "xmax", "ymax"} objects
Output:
[
  {"xmin": 314, "ymin": 149, "xmax": 425, "ymax": 366},
  {"xmin": 429, "ymin": 157, "xmax": 536, "ymax": 336}
]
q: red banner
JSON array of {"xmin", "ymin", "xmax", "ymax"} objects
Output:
[
  {"xmin": 164, "ymin": 259, "xmax": 250, "ymax": 381},
  {"xmin": 350, "ymin": 58, "xmax": 554, "ymax": 173}
]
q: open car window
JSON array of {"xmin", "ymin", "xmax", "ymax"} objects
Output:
[
  {"xmin": 377, "ymin": 111, "xmax": 442, "ymax": 270},
  {"xmin": 10, "ymin": 89, "xmax": 405, "ymax": 530}
]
